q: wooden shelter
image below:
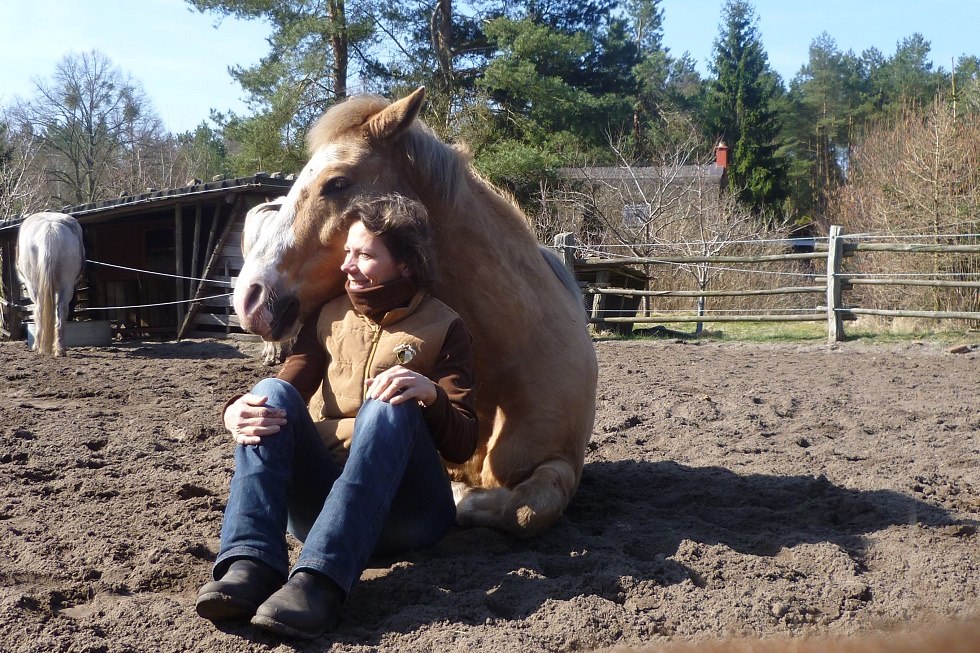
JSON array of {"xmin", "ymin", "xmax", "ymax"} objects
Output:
[{"xmin": 0, "ymin": 174, "xmax": 294, "ymax": 341}]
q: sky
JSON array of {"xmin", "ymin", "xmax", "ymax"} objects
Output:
[{"xmin": 0, "ymin": 0, "xmax": 975, "ymax": 134}]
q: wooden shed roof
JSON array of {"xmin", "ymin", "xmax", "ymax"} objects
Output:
[{"xmin": 0, "ymin": 173, "xmax": 294, "ymax": 234}]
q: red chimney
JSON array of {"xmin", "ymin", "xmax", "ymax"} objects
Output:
[{"xmin": 715, "ymin": 141, "xmax": 729, "ymax": 168}]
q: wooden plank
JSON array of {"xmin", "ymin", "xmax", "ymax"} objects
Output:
[
  {"xmin": 587, "ymin": 285, "xmax": 826, "ymax": 297},
  {"xmin": 594, "ymin": 314, "xmax": 826, "ymax": 323},
  {"xmin": 579, "ymin": 251, "xmax": 827, "ymax": 266},
  {"xmin": 847, "ymin": 243, "xmax": 980, "ymax": 254},
  {"xmin": 199, "ymin": 294, "xmax": 234, "ymax": 307},
  {"xmin": 842, "ymin": 308, "xmax": 980, "ymax": 320},
  {"xmin": 843, "ymin": 278, "xmax": 980, "ymax": 289},
  {"xmin": 193, "ymin": 312, "xmax": 242, "ymax": 328}
]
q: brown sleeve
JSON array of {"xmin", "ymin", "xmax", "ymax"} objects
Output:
[
  {"xmin": 276, "ymin": 317, "xmax": 327, "ymax": 404},
  {"xmin": 422, "ymin": 317, "xmax": 479, "ymax": 464}
]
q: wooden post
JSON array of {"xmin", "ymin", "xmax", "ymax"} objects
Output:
[
  {"xmin": 189, "ymin": 203, "xmax": 202, "ymax": 297},
  {"xmin": 176, "ymin": 197, "xmax": 245, "ymax": 340},
  {"xmin": 826, "ymin": 225, "xmax": 845, "ymax": 343},
  {"xmin": 175, "ymin": 204, "xmax": 184, "ymax": 328},
  {"xmin": 552, "ymin": 232, "xmax": 577, "ymax": 272}
]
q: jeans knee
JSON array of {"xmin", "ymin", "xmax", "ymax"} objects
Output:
[
  {"xmin": 253, "ymin": 377, "xmax": 304, "ymax": 413},
  {"xmin": 359, "ymin": 397, "xmax": 418, "ymax": 420}
]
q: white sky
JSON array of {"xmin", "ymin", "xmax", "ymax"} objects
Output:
[{"xmin": 0, "ymin": 0, "xmax": 975, "ymax": 134}]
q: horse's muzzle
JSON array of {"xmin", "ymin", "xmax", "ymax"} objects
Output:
[{"xmin": 267, "ymin": 294, "xmax": 300, "ymax": 341}]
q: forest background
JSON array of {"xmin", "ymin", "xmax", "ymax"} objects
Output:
[{"xmin": 1, "ymin": 0, "xmax": 978, "ymax": 281}]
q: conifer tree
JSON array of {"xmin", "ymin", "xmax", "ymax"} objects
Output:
[{"xmin": 704, "ymin": 0, "xmax": 787, "ymax": 221}]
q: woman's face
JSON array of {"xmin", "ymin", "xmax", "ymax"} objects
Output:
[{"xmin": 341, "ymin": 220, "xmax": 409, "ymax": 290}]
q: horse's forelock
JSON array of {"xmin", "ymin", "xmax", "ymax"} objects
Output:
[
  {"xmin": 307, "ymin": 94, "xmax": 392, "ymax": 152},
  {"xmin": 306, "ymin": 93, "xmax": 470, "ymax": 215}
]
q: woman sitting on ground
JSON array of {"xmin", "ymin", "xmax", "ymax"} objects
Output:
[{"xmin": 195, "ymin": 194, "xmax": 478, "ymax": 639}]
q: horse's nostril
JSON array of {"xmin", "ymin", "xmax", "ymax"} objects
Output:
[{"xmin": 244, "ymin": 283, "xmax": 265, "ymax": 316}]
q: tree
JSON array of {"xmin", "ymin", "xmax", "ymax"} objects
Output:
[
  {"xmin": 704, "ymin": 0, "xmax": 788, "ymax": 221},
  {"xmin": 626, "ymin": 0, "xmax": 708, "ymax": 159},
  {"xmin": 11, "ymin": 50, "xmax": 174, "ymax": 205},
  {"xmin": 187, "ymin": 0, "xmax": 390, "ymax": 175},
  {"xmin": 0, "ymin": 114, "xmax": 46, "ymax": 219},
  {"xmin": 782, "ymin": 33, "xmax": 867, "ymax": 226},
  {"xmin": 831, "ymin": 96, "xmax": 980, "ymax": 316},
  {"xmin": 176, "ymin": 122, "xmax": 231, "ymax": 182},
  {"xmin": 471, "ymin": 8, "xmax": 640, "ymax": 203}
]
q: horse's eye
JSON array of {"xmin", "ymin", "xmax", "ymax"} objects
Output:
[{"xmin": 321, "ymin": 176, "xmax": 351, "ymax": 195}]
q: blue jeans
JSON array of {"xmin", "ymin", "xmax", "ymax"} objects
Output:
[{"xmin": 213, "ymin": 378, "xmax": 456, "ymax": 594}]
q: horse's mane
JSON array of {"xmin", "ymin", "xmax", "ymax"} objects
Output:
[{"xmin": 401, "ymin": 125, "xmax": 471, "ymax": 215}]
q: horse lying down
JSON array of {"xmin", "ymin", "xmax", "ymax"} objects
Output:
[
  {"xmin": 232, "ymin": 87, "xmax": 598, "ymax": 536},
  {"xmin": 16, "ymin": 212, "xmax": 85, "ymax": 357},
  {"xmin": 606, "ymin": 616, "xmax": 980, "ymax": 653},
  {"xmin": 242, "ymin": 198, "xmax": 295, "ymax": 366}
]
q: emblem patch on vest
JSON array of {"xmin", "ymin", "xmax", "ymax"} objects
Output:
[{"xmin": 393, "ymin": 343, "xmax": 418, "ymax": 365}]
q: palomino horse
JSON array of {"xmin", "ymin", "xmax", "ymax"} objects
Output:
[
  {"xmin": 233, "ymin": 87, "xmax": 598, "ymax": 536},
  {"xmin": 16, "ymin": 212, "xmax": 85, "ymax": 356},
  {"xmin": 242, "ymin": 198, "xmax": 293, "ymax": 366}
]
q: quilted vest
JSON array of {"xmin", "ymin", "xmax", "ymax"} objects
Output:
[{"xmin": 308, "ymin": 291, "xmax": 459, "ymax": 464}]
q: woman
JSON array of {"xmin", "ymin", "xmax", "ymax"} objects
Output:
[{"xmin": 195, "ymin": 195, "xmax": 478, "ymax": 639}]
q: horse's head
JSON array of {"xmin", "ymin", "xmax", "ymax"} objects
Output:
[{"xmin": 233, "ymin": 88, "xmax": 427, "ymax": 341}]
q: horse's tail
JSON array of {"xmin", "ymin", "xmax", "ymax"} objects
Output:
[
  {"xmin": 539, "ymin": 245, "xmax": 582, "ymax": 304},
  {"xmin": 33, "ymin": 242, "xmax": 57, "ymax": 356}
]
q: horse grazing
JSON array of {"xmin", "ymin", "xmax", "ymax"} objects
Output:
[
  {"xmin": 242, "ymin": 198, "xmax": 293, "ymax": 366},
  {"xmin": 233, "ymin": 87, "xmax": 598, "ymax": 537},
  {"xmin": 16, "ymin": 212, "xmax": 85, "ymax": 356}
]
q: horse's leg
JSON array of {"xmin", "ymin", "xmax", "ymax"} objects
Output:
[
  {"xmin": 54, "ymin": 288, "xmax": 70, "ymax": 357},
  {"xmin": 453, "ymin": 458, "xmax": 579, "ymax": 537}
]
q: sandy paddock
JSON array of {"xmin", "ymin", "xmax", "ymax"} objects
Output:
[{"xmin": 0, "ymin": 337, "xmax": 977, "ymax": 652}]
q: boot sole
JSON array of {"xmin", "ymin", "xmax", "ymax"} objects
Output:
[
  {"xmin": 195, "ymin": 592, "xmax": 258, "ymax": 621},
  {"xmin": 251, "ymin": 613, "xmax": 333, "ymax": 639}
]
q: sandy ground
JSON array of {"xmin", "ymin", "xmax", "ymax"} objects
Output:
[{"xmin": 0, "ymin": 336, "xmax": 977, "ymax": 652}]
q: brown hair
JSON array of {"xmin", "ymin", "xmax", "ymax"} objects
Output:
[{"xmin": 341, "ymin": 195, "xmax": 437, "ymax": 288}]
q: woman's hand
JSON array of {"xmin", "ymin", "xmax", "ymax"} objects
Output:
[
  {"xmin": 366, "ymin": 365, "xmax": 438, "ymax": 408},
  {"xmin": 223, "ymin": 393, "xmax": 288, "ymax": 445}
]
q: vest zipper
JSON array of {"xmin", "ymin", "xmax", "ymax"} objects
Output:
[{"xmin": 362, "ymin": 324, "xmax": 383, "ymax": 401}]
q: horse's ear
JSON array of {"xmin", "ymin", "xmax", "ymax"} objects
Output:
[{"xmin": 365, "ymin": 87, "xmax": 426, "ymax": 143}]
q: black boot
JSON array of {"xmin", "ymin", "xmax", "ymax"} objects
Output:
[
  {"xmin": 251, "ymin": 570, "xmax": 344, "ymax": 639},
  {"xmin": 195, "ymin": 558, "xmax": 284, "ymax": 621}
]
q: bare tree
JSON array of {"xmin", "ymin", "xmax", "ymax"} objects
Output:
[
  {"xmin": 0, "ymin": 115, "xmax": 47, "ymax": 220},
  {"xmin": 11, "ymin": 50, "xmax": 179, "ymax": 206},
  {"xmin": 537, "ymin": 128, "xmax": 793, "ymax": 331},
  {"xmin": 832, "ymin": 95, "xmax": 980, "ymax": 317}
]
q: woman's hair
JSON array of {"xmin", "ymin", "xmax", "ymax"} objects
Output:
[{"xmin": 341, "ymin": 194, "xmax": 437, "ymax": 288}]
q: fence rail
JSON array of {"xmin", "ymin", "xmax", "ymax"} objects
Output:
[{"xmin": 555, "ymin": 226, "xmax": 980, "ymax": 342}]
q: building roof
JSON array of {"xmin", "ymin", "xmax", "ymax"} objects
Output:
[
  {"xmin": 0, "ymin": 173, "xmax": 294, "ymax": 234},
  {"xmin": 560, "ymin": 164, "xmax": 725, "ymax": 182}
]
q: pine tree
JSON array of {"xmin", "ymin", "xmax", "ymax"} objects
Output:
[{"xmin": 705, "ymin": 0, "xmax": 787, "ymax": 221}]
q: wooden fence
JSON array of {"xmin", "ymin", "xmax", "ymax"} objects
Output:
[{"xmin": 553, "ymin": 226, "xmax": 980, "ymax": 342}]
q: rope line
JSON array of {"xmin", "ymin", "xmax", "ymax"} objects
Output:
[
  {"xmin": 85, "ymin": 260, "xmax": 234, "ymax": 287},
  {"xmin": 77, "ymin": 293, "xmax": 234, "ymax": 312}
]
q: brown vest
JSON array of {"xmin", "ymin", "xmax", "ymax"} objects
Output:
[{"xmin": 308, "ymin": 291, "xmax": 461, "ymax": 464}]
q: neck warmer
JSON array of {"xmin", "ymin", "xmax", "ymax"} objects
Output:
[{"xmin": 345, "ymin": 276, "xmax": 419, "ymax": 323}]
